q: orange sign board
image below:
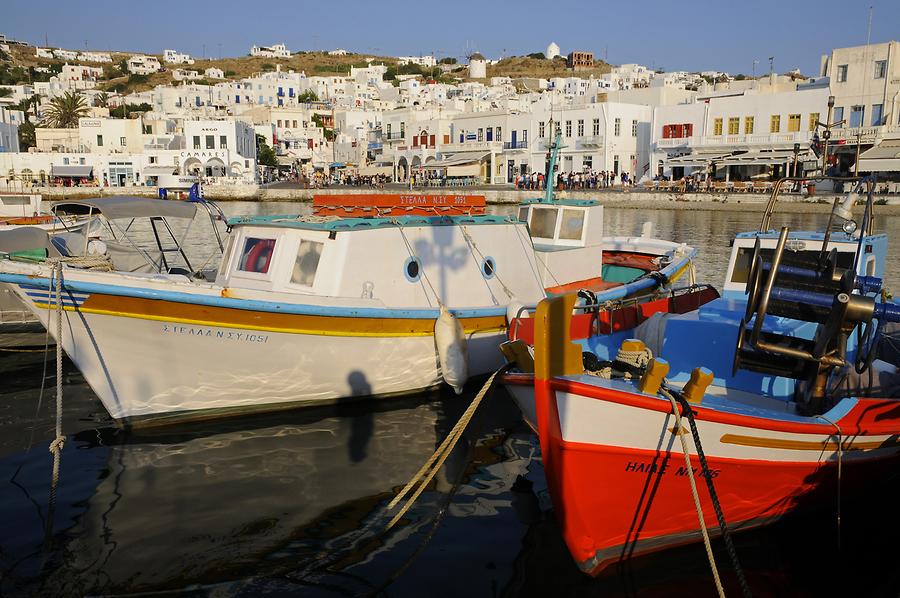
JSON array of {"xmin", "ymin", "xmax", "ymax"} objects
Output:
[{"xmin": 313, "ymin": 194, "xmax": 486, "ymax": 217}]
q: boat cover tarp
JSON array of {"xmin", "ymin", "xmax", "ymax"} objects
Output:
[
  {"xmin": 0, "ymin": 227, "xmax": 61, "ymax": 256},
  {"xmin": 51, "ymin": 197, "xmax": 198, "ymax": 220}
]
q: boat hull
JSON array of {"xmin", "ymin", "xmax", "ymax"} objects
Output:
[
  {"xmin": 7, "ymin": 277, "xmax": 508, "ymax": 422},
  {"xmin": 505, "ymin": 374, "xmax": 900, "ymax": 575}
]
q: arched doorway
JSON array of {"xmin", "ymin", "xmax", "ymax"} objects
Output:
[
  {"xmin": 396, "ymin": 156, "xmax": 408, "ymax": 182},
  {"xmin": 183, "ymin": 158, "xmax": 202, "ymax": 176},
  {"xmin": 205, "ymin": 158, "xmax": 226, "ymax": 177}
]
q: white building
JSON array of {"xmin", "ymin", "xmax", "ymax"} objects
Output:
[
  {"xmin": 328, "ymin": 49, "xmax": 349, "ymax": 56},
  {"xmin": 651, "ymin": 85, "xmax": 831, "ymax": 180},
  {"xmin": 398, "ymin": 55, "xmax": 437, "ymax": 68},
  {"xmin": 468, "ymin": 53, "xmax": 487, "ymax": 79},
  {"xmin": 205, "ymin": 67, "xmax": 225, "ymax": 79},
  {"xmin": 59, "ymin": 64, "xmax": 104, "ymax": 89},
  {"xmin": 250, "ymin": 43, "xmax": 291, "ymax": 59},
  {"xmin": 35, "ymin": 48, "xmax": 54, "ymax": 59},
  {"xmin": 127, "ymin": 55, "xmax": 162, "ymax": 75},
  {"xmin": 546, "ymin": 42, "xmax": 560, "ymax": 60},
  {"xmin": 163, "ymin": 49, "xmax": 195, "ymax": 65},
  {"xmin": 172, "ymin": 69, "xmax": 202, "ymax": 82},
  {"xmin": 53, "ymin": 49, "xmax": 79, "ymax": 61},
  {"xmin": 0, "ymin": 106, "xmax": 23, "ymax": 153},
  {"xmin": 78, "ymin": 51, "xmax": 113, "ymax": 63},
  {"xmin": 181, "ymin": 119, "xmax": 258, "ymax": 179}
]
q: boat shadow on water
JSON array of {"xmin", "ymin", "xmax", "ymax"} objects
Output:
[{"xmin": 0, "ymin": 359, "xmax": 542, "ymax": 597}]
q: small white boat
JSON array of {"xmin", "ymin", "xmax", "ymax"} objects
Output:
[{"xmin": 0, "ymin": 194, "xmax": 99, "ymax": 348}]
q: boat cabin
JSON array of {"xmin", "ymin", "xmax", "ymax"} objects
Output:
[
  {"xmin": 0, "ymin": 194, "xmax": 41, "ymax": 219},
  {"xmin": 217, "ymin": 214, "xmax": 548, "ymax": 310},
  {"xmin": 723, "ymin": 230, "xmax": 887, "ymax": 299},
  {"xmin": 517, "ymin": 199, "xmax": 605, "ymax": 288}
]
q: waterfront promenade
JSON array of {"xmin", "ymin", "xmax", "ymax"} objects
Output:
[{"xmin": 13, "ymin": 181, "xmax": 900, "ymax": 214}]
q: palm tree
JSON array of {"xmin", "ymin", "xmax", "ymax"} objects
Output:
[
  {"xmin": 42, "ymin": 91, "xmax": 90, "ymax": 128},
  {"xmin": 95, "ymin": 91, "xmax": 109, "ymax": 108}
]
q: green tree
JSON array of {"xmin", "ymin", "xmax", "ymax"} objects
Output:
[
  {"xmin": 0, "ymin": 87, "xmax": 12, "ymax": 98},
  {"xmin": 256, "ymin": 134, "xmax": 278, "ymax": 167},
  {"xmin": 95, "ymin": 91, "xmax": 110, "ymax": 107},
  {"xmin": 42, "ymin": 91, "xmax": 90, "ymax": 128},
  {"xmin": 18, "ymin": 121, "xmax": 35, "ymax": 150},
  {"xmin": 296, "ymin": 90, "xmax": 318, "ymax": 103}
]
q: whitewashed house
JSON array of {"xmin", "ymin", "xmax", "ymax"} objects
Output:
[
  {"xmin": 163, "ymin": 49, "xmax": 195, "ymax": 65},
  {"xmin": 127, "ymin": 55, "xmax": 162, "ymax": 75},
  {"xmin": 250, "ymin": 44, "xmax": 291, "ymax": 59}
]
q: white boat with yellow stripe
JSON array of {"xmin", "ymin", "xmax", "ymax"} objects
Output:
[{"xmin": 0, "ymin": 190, "xmax": 696, "ymax": 424}]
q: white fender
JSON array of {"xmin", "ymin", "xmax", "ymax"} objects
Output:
[
  {"xmin": 434, "ymin": 306, "xmax": 468, "ymax": 395},
  {"xmin": 505, "ymin": 298, "xmax": 529, "ymax": 326}
]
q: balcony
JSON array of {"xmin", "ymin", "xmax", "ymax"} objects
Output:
[
  {"xmin": 576, "ymin": 136, "xmax": 604, "ymax": 149},
  {"xmin": 441, "ymin": 140, "xmax": 503, "ymax": 152},
  {"xmin": 829, "ymin": 124, "xmax": 900, "ymax": 144},
  {"xmin": 384, "ymin": 132, "xmax": 405, "ymax": 141},
  {"xmin": 657, "ymin": 132, "xmax": 815, "ymax": 151},
  {"xmin": 503, "ymin": 140, "xmax": 528, "ymax": 150}
]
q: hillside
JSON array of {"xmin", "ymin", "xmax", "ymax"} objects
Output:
[
  {"xmin": 487, "ymin": 55, "xmax": 612, "ymax": 79},
  {"xmin": 3, "ymin": 44, "xmax": 614, "ymax": 95}
]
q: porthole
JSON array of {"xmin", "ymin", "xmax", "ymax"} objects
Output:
[
  {"xmin": 481, "ymin": 256, "xmax": 496, "ymax": 279},
  {"xmin": 404, "ymin": 257, "xmax": 422, "ymax": 282}
]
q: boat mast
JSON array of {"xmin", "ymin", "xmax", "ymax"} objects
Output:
[{"xmin": 542, "ymin": 121, "xmax": 563, "ymax": 204}]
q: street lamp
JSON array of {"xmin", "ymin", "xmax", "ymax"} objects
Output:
[
  {"xmin": 793, "ymin": 142, "xmax": 801, "ymax": 177},
  {"xmin": 821, "ymin": 95, "xmax": 835, "ymax": 174}
]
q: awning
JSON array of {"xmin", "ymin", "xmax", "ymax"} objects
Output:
[
  {"xmin": 429, "ymin": 151, "xmax": 491, "ymax": 169},
  {"xmin": 277, "ymin": 156, "xmax": 296, "ymax": 166},
  {"xmin": 717, "ymin": 151, "xmax": 802, "ymax": 166},
  {"xmin": 51, "ymin": 165, "xmax": 93, "ymax": 177},
  {"xmin": 857, "ymin": 139, "xmax": 900, "ymax": 172},
  {"xmin": 664, "ymin": 153, "xmax": 731, "ymax": 167},
  {"xmin": 447, "ymin": 163, "xmax": 481, "ymax": 177},
  {"xmin": 358, "ymin": 164, "xmax": 393, "ymax": 176},
  {"xmin": 51, "ymin": 197, "xmax": 198, "ymax": 220},
  {"xmin": 143, "ymin": 165, "xmax": 177, "ymax": 176},
  {"xmin": 435, "ymin": 151, "xmax": 490, "ymax": 166}
]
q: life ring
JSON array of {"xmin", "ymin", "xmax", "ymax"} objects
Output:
[{"xmin": 244, "ymin": 239, "xmax": 274, "ymax": 272}]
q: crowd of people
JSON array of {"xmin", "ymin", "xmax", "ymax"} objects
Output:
[{"xmin": 514, "ymin": 170, "xmax": 635, "ymax": 191}]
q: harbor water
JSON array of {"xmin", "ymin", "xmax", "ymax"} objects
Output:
[{"xmin": 2, "ymin": 203, "xmax": 899, "ymax": 596}]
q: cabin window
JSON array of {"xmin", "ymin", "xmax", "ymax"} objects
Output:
[
  {"xmin": 237, "ymin": 237, "xmax": 276, "ymax": 274},
  {"xmin": 559, "ymin": 209, "xmax": 585, "ymax": 241},
  {"xmin": 404, "ymin": 257, "xmax": 422, "ymax": 282},
  {"xmin": 517, "ymin": 206, "xmax": 529, "ymax": 222},
  {"xmin": 530, "ymin": 207, "xmax": 558, "ymax": 239},
  {"xmin": 290, "ymin": 240, "xmax": 323, "ymax": 286},
  {"xmin": 729, "ymin": 246, "xmax": 854, "ymax": 284},
  {"xmin": 481, "ymin": 256, "xmax": 496, "ymax": 279},
  {"xmin": 217, "ymin": 235, "xmax": 236, "ymax": 278}
]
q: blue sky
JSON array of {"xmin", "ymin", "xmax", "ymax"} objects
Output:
[{"xmin": 5, "ymin": 0, "xmax": 899, "ymax": 76}]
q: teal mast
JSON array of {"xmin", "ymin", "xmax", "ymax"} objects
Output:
[{"xmin": 542, "ymin": 118, "xmax": 564, "ymax": 204}]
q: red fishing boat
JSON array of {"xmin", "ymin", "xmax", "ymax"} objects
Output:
[{"xmin": 501, "ymin": 177, "xmax": 900, "ymax": 577}]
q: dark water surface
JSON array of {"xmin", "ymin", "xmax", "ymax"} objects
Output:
[{"xmin": 2, "ymin": 204, "xmax": 899, "ymax": 596}]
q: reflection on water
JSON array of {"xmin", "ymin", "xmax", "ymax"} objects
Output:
[{"xmin": 3, "ymin": 201, "xmax": 898, "ymax": 595}]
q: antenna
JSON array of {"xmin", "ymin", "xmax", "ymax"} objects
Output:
[
  {"xmin": 768, "ymin": 56, "xmax": 775, "ymax": 75},
  {"xmin": 865, "ymin": 5, "xmax": 873, "ymax": 46}
]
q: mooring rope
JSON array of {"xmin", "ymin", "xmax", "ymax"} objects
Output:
[
  {"xmin": 817, "ymin": 414, "xmax": 843, "ymax": 550},
  {"xmin": 386, "ymin": 367, "xmax": 506, "ymax": 529},
  {"xmin": 659, "ymin": 386, "xmax": 725, "ymax": 598},
  {"xmin": 45, "ymin": 260, "xmax": 66, "ymax": 540}
]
